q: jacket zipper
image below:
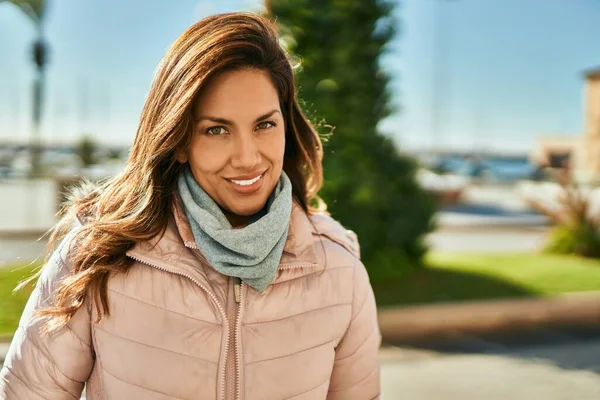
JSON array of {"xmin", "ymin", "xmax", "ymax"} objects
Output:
[
  {"xmin": 230, "ymin": 263, "xmax": 316, "ymax": 399},
  {"xmin": 183, "ymin": 242, "xmax": 239, "ymax": 400},
  {"xmin": 126, "ymin": 252, "xmax": 230, "ymax": 400},
  {"xmin": 233, "ymin": 278, "xmax": 245, "ymax": 400},
  {"xmin": 280, "ymin": 263, "xmax": 317, "ymax": 270}
]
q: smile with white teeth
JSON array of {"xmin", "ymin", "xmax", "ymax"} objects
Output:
[{"xmin": 229, "ymin": 174, "xmax": 262, "ymax": 186}]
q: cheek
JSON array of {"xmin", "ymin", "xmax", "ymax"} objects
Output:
[
  {"xmin": 189, "ymin": 137, "xmax": 228, "ymax": 173},
  {"xmin": 263, "ymin": 130, "xmax": 286, "ymax": 163}
]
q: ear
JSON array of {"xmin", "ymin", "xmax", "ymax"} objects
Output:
[{"xmin": 175, "ymin": 149, "xmax": 188, "ymax": 164}]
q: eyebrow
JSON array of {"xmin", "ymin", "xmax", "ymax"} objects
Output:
[{"xmin": 195, "ymin": 109, "xmax": 281, "ymax": 125}]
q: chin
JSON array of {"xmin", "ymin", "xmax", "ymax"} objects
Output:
[{"xmin": 228, "ymin": 198, "xmax": 269, "ymax": 216}]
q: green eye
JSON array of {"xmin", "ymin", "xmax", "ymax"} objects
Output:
[
  {"xmin": 205, "ymin": 126, "xmax": 227, "ymax": 136},
  {"xmin": 256, "ymin": 121, "xmax": 276, "ymax": 131}
]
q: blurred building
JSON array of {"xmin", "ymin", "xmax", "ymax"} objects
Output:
[
  {"xmin": 582, "ymin": 67, "xmax": 600, "ymax": 181},
  {"xmin": 531, "ymin": 136, "xmax": 580, "ymax": 169},
  {"xmin": 531, "ymin": 66, "xmax": 600, "ymax": 183}
]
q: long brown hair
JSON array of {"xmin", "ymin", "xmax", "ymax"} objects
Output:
[{"xmin": 38, "ymin": 12, "xmax": 323, "ymax": 330}]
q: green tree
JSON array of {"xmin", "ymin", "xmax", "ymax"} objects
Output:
[
  {"xmin": 268, "ymin": 0, "xmax": 436, "ymax": 278},
  {"xmin": 76, "ymin": 136, "xmax": 97, "ymax": 167}
]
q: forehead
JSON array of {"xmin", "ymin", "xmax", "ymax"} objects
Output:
[{"xmin": 193, "ymin": 68, "xmax": 281, "ymax": 118}]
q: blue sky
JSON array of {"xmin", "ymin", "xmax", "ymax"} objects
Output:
[{"xmin": 1, "ymin": 0, "xmax": 599, "ymax": 153}]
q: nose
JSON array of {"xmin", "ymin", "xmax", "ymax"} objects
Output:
[{"xmin": 230, "ymin": 132, "xmax": 261, "ymax": 170}]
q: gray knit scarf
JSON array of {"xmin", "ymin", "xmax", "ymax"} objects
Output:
[{"xmin": 177, "ymin": 166, "xmax": 292, "ymax": 292}]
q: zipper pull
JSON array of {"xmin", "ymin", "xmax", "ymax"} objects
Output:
[{"xmin": 234, "ymin": 278, "xmax": 242, "ymax": 304}]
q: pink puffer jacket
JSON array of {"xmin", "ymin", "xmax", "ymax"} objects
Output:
[{"xmin": 0, "ymin": 199, "xmax": 381, "ymax": 400}]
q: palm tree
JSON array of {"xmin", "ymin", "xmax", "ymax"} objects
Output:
[{"xmin": 0, "ymin": 0, "xmax": 49, "ymax": 177}]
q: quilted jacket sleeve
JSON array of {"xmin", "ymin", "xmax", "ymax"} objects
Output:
[
  {"xmin": 0, "ymin": 232, "xmax": 94, "ymax": 400},
  {"xmin": 327, "ymin": 258, "xmax": 381, "ymax": 400}
]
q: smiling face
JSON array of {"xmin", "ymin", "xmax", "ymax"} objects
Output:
[{"xmin": 176, "ymin": 68, "xmax": 286, "ymax": 227}]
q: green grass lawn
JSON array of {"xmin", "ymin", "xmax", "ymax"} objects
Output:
[
  {"xmin": 2, "ymin": 253, "xmax": 600, "ymax": 339},
  {"xmin": 0, "ymin": 262, "xmax": 40, "ymax": 341},
  {"xmin": 373, "ymin": 252, "xmax": 600, "ymax": 307}
]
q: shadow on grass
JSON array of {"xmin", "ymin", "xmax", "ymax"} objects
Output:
[{"xmin": 372, "ymin": 267, "xmax": 536, "ymax": 307}]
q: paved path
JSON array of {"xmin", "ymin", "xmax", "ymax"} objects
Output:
[
  {"xmin": 380, "ymin": 342, "xmax": 600, "ymax": 399},
  {"xmin": 427, "ymin": 225, "xmax": 549, "ymax": 252}
]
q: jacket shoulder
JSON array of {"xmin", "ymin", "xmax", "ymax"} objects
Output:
[{"xmin": 309, "ymin": 213, "xmax": 360, "ymax": 259}]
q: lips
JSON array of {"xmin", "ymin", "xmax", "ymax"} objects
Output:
[
  {"xmin": 226, "ymin": 170, "xmax": 266, "ymax": 183},
  {"xmin": 224, "ymin": 170, "xmax": 266, "ymax": 194},
  {"xmin": 228, "ymin": 174, "xmax": 263, "ymax": 186}
]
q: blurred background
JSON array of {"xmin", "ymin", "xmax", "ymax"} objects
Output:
[{"xmin": 1, "ymin": 0, "xmax": 600, "ymax": 398}]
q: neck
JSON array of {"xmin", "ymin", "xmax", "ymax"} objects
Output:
[
  {"xmin": 223, "ymin": 211, "xmax": 250, "ymax": 228},
  {"xmin": 221, "ymin": 203, "xmax": 269, "ymax": 228}
]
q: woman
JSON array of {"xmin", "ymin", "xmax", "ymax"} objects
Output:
[{"xmin": 0, "ymin": 12, "xmax": 381, "ymax": 400}]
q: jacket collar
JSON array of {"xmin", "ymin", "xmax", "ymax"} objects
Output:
[{"xmin": 127, "ymin": 193, "xmax": 319, "ymax": 283}]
